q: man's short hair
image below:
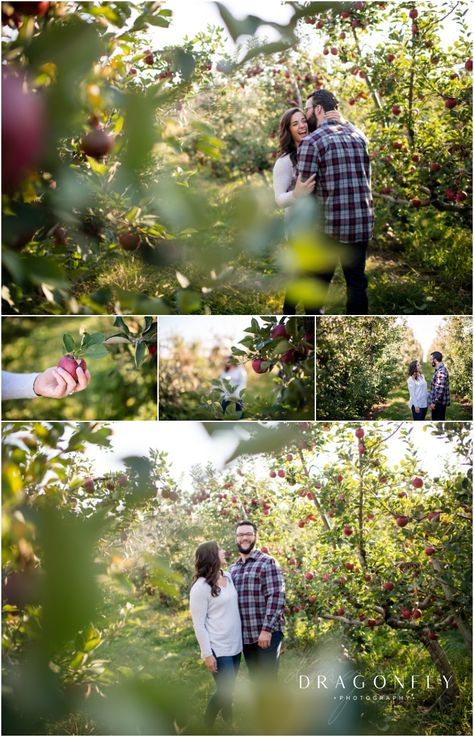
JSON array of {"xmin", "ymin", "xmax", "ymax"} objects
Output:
[
  {"xmin": 309, "ymin": 89, "xmax": 339, "ymax": 111},
  {"xmin": 235, "ymin": 520, "xmax": 257, "ymax": 533},
  {"xmin": 431, "ymin": 351, "xmax": 443, "ymax": 362}
]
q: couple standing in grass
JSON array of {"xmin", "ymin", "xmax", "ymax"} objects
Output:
[
  {"xmin": 189, "ymin": 521, "xmax": 285, "ymax": 730},
  {"xmin": 272, "ymin": 88, "xmax": 374, "ymax": 316},
  {"xmin": 407, "ymin": 351, "xmax": 451, "ymax": 420}
]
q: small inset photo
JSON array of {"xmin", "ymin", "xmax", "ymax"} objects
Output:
[
  {"xmin": 159, "ymin": 316, "xmax": 315, "ymax": 420},
  {"xmin": 316, "ymin": 316, "xmax": 472, "ymax": 421},
  {"xmin": 2, "ymin": 316, "xmax": 157, "ymax": 421}
]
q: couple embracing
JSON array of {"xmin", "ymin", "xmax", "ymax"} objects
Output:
[{"xmin": 190, "ymin": 521, "xmax": 285, "ymax": 730}]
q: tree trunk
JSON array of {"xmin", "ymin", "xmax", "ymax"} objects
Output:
[{"xmin": 418, "ymin": 632, "xmax": 459, "ymax": 702}]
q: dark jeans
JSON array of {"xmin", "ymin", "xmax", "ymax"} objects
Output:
[
  {"xmin": 431, "ymin": 403, "xmax": 447, "ymax": 420},
  {"xmin": 205, "ymin": 652, "xmax": 241, "ymax": 727},
  {"xmin": 221, "ymin": 399, "xmax": 243, "ymax": 415},
  {"xmin": 243, "ymin": 631, "xmax": 283, "ymax": 680},
  {"xmin": 283, "ymin": 240, "xmax": 369, "ymax": 315},
  {"xmin": 411, "ymin": 405, "xmax": 428, "ymax": 420}
]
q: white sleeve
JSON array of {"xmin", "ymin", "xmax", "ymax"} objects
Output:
[
  {"xmin": 2, "ymin": 371, "xmax": 40, "ymax": 400},
  {"xmin": 272, "ymin": 156, "xmax": 295, "ymax": 208},
  {"xmin": 190, "ymin": 581, "xmax": 213, "ymax": 658},
  {"xmin": 407, "ymin": 378, "xmax": 415, "ymax": 408}
]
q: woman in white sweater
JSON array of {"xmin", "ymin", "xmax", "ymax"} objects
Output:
[
  {"xmin": 407, "ymin": 360, "xmax": 428, "ymax": 420},
  {"xmin": 190, "ymin": 541, "xmax": 242, "ymax": 729}
]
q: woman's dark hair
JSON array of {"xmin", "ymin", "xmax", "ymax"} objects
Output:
[
  {"xmin": 277, "ymin": 107, "xmax": 305, "ymax": 166},
  {"xmin": 408, "ymin": 360, "xmax": 419, "ymax": 377},
  {"xmin": 192, "ymin": 541, "xmax": 222, "ymax": 597}
]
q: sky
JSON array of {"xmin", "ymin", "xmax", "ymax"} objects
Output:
[
  {"xmin": 83, "ymin": 420, "xmax": 462, "ymax": 491},
  {"xmin": 159, "ymin": 315, "xmax": 270, "ymax": 357},
  {"xmin": 150, "ymin": 0, "xmax": 470, "ymax": 55},
  {"xmin": 401, "ymin": 316, "xmax": 444, "ymax": 360}
]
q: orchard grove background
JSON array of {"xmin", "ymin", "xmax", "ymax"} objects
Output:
[
  {"xmin": 2, "ymin": 421, "xmax": 472, "ymax": 735},
  {"xmin": 2, "ymin": 0, "xmax": 472, "ymax": 315}
]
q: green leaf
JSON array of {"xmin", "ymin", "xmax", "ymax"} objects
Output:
[
  {"xmin": 134, "ymin": 339, "xmax": 147, "ymax": 369},
  {"xmin": 63, "ymin": 333, "xmax": 76, "ymax": 353},
  {"xmin": 113, "ymin": 317, "xmax": 132, "ymax": 335},
  {"xmin": 81, "ymin": 332, "xmax": 105, "ymax": 349}
]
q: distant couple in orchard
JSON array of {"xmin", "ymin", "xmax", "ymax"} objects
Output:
[
  {"xmin": 273, "ymin": 89, "xmax": 374, "ymax": 315},
  {"xmin": 407, "ymin": 351, "xmax": 451, "ymax": 420},
  {"xmin": 190, "ymin": 521, "xmax": 284, "ymax": 730}
]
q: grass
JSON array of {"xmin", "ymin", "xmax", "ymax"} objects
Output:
[
  {"xmin": 45, "ymin": 598, "xmax": 472, "ymax": 736},
  {"xmin": 7, "ymin": 179, "xmax": 471, "ymax": 316},
  {"xmin": 370, "ymin": 362, "xmax": 472, "ymax": 420}
]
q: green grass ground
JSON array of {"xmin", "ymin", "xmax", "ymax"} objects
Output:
[
  {"xmin": 48, "ymin": 601, "xmax": 472, "ymax": 736},
  {"xmin": 370, "ymin": 362, "xmax": 472, "ymax": 420}
]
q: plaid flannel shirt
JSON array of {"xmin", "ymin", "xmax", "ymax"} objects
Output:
[
  {"xmin": 296, "ymin": 120, "xmax": 374, "ymax": 244},
  {"xmin": 228, "ymin": 549, "xmax": 285, "ymax": 645},
  {"xmin": 428, "ymin": 363, "xmax": 451, "ymax": 406}
]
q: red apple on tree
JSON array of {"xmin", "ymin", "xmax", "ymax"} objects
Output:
[
  {"xmin": 396, "ymin": 515, "xmax": 410, "ymax": 527},
  {"xmin": 383, "ymin": 581, "xmax": 394, "ymax": 591},
  {"xmin": 409, "ymin": 8, "xmax": 418, "ymax": 19},
  {"xmin": 81, "ymin": 129, "xmax": 115, "ymax": 159},
  {"xmin": 425, "ymin": 546, "xmax": 436, "ymax": 556},
  {"xmin": 119, "ymin": 232, "xmax": 141, "ymax": 251},
  {"xmin": 252, "ymin": 358, "xmax": 269, "ymax": 374},
  {"xmin": 271, "ymin": 324, "xmax": 289, "ymax": 340},
  {"xmin": 444, "ymin": 97, "xmax": 458, "ymax": 109},
  {"xmin": 57, "ymin": 355, "xmax": 87, "ymax": 382},
  {"xmin": 343, "ymin": 525, "xmax": 353, "ymax": 536},
  {"xmin": 411, "ymin": 477, "xmax": 423, "ymax": 488},
  {"xmin": 355, "ymin": 428, "xmax": 364, "ymax": 439}
]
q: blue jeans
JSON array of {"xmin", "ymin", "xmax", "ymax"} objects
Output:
[
  {"xmin": 221, "ymin": 399, "xmax": 243, "ymax": 415},
  {"xmin": 243, "ymin": 631, "xmax": 283, "ymax": 680},
  {"xmin": 205, "ymin": 652, "xmax": 241, "ymax": 727},
  {"xmin": 411, "ymin": 405, "xmax": 428, "ymax": 420}
]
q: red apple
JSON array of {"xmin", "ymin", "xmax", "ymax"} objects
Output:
[
  {"xmin": 430, "ymin": 162, "xmax": 441, "ymax": 172},
  {"xmin": 386, "ymin": 53, "xmax": 395, "ymax": 63},
  {"xmin": 82, "ymin": 477, "xmax": 95, "ymax": 493},
  {"xmin": 425, "ymin": 546, "xmax": 436, "ymax": 556},
  {"xmin": 455, "ymin": 191, "xmax": 468, "ymax": 202},
  {"xmin": 119, "ymin": 232, "xmax": 141, "ymax": 251},
  {"xmin": 358, "ymin": 444, "xmax": 366, "ymax": 454},
  {"xmin": 400, "ymin": 607, "xmax": 411, "ymax": 619},
  {"xmin": 286, "ymin": 454, "xmax": 293, "ymax": 462},
  {"xmin": 277, "ymin": 469, "xmax": 286, "ymax": 478},
  {"xmin": 81, "ymin": 129, "xmax": 115, "ymax": 159},
  {"xmin": 305, "ymin": 572, "xmax": 314, "ymax": 581},
  {"xmin": 367, "ymin": 618, "xmax": 376, "ymax": 628},
  {"xmin": 331, "ymin": 47, "xmax": 338, "ymax": 55},
  {"xmin": 270, "ymin": 470, "xmax": 276, "ymax": 478},
  {"xmin": 252, "ymin": 358, "xmax": 269, "ymax": 374},
  {"xmin": 412, "ymin": 608, "xmax": 422, "ymax": 619},
  {"xmin": 117, "ymin": 474, "xmax": 128, "ymax": 487},
  {"xmin": 355, "ymin": 428, "xmax": 364, "ymax": 439},
  {"xmin": 57, "ymin": 355, "xmax": 87, "ymax": 382},
  {"xmin": 392, "ymin": 105, "xmax": 401, "ymax": 115},
  {"xmin": 345, "ymin": 562, "xmax": 355, "ymax": 571},
  {"xmin": 322, "ymin": 574, "xmax": 330, "ymax": 582},
  {"xmin": 363, "ymin": 573, "xmax": 372, "ymax": 582},
  {"xmin": 298, "ymin": 520, "xmax": 305, "ymax": 528},
  {"xmin": 409, "ymin": 8, "xmax": 418, "ymax": 19},
  {"xmin": 411, "ymin": 198, "xmax": 422, "ymax": 208},
  {"xmin": 383, "ymin": 581, "xmax": 394, "ymax": 591},
  {"xmin": 465, "ymin": 59, "xmax": 473, "ymax": 72},
  {"xmin": 2, "ymin": 74, "xmax": 47, "ymax": 192},
  {"xmin": 281, "ymin": 350, "xmax": 296, "ymax": 364},
  {"xmin": 53, "ymin": 226, "xmax": 67, "ymax": 246},
  {"xmin": 444, "ymin": 97, "xmax": 458, "ymax": 109},
  {"xmin": 337, "ymin": 474, "xmax": 343, "ymax": 482},
  {"xmin": 382, "ymin": 186, "xmax": 392, "ymax": 195},
  {"xmin": 13, "ymin": 2, "xmax": 49, "ymax": 15},
  {"xmin": 271, "ymin": 324, "xmax": 290, "ymax": 340},
  {"xmin": 411, "ymin": 477, "xmax": 423, "ymax": 488},
  {"xmin": 337, "ymin": 576, "xmax": 347, "ymax": 585},
  {"xmin": 261, "ymin": 546, "xmax": 269, "ymax": 554},
  {"xmin": 396, "ymin": 515, "xmax": 409, "ymax": 527},
  {"xmin": 323, "ymin": 48, "xmax": 329, "ymax": 56},
  {"xmin": 336, "ymin": 607, "xmax": 345, "ymax": 616},
  {"xmin": 148, "ymin": 343, "xmax": 157, "ymax": 357},
  {"xmin": 308, "ymin": 595, "xmax": 316, "ymax": 604},
  {"xmin": 427, "ymin": 630, "xmax": 438, "ymax": 640},
  {"xmin": 343, "ymin": 525, "xmax": 353, "ymax": 536}
]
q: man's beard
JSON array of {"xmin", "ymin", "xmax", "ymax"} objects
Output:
[
  {"xmin": 237, "ymin": 540, "xmax": 256, "ymax": 554},
  {"xmin": 306, "ymin": 112, "xmax": 317, "ymax": 132}
]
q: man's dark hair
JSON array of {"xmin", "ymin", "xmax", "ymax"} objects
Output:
[
  {"xmin": 235, "ymin": 520, "xmax": 257, "ymax": 533},
  {"xmin": 431, "ymin": 351, "xmax": 443, "ymax": 362},
  {"xmin": 308, "ymin": 89, "xmax": 339, "ymax": 111}
]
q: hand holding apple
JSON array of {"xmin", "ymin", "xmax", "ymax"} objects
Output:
[{"xmin": 33, "ymin": 365, "xmax": 91, "ymax": 398}]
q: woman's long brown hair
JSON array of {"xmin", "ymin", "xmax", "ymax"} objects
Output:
[
  {"xmin": 277, "ymin": 107, "xmax": 305, "ymax": 167},
  {"xmin": 192, "ymin": 541, "xmax": 222, "ymax": 597}
]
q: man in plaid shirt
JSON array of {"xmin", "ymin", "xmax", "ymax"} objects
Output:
[
  {"xmin": 228, "ymin": 521, "xmax": 285, "ymax": 677},
  {"xmin": 296, "ymin": 89, "xmax": 374, "ymax": 314},
  {"xmin": 428, "ymin": 351, "xmax": 451, "ymax": 420}
]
